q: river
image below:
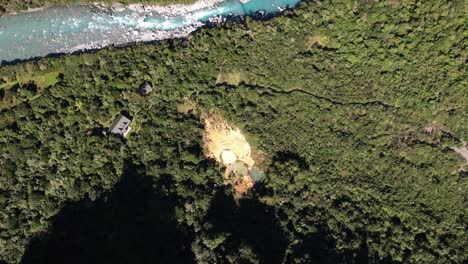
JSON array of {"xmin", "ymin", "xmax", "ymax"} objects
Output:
[{"xmin": 0, "ymin": 0, "xmax": 302, "ymax": 65}]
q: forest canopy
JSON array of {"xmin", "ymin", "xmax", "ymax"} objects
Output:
[{"xmin": 0, "ymin": 0, "xmax": 467, "ymax": 263}]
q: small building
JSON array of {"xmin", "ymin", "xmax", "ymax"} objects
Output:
[
  {"xmin": 109, "ymin": 113, "xmax": 132, "ymax": 137},
  {"xmin": 138, "ymin": 81, "xmax": 153, "ymax": 96}
]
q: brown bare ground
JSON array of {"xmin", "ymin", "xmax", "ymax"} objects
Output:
[
  {"xmin": 202, "ymin": 113, "xmax": 254, "ymax": 168},
  {"xmin": 202, "ymin": 113, "xmax": 256, "ymax": 197}
]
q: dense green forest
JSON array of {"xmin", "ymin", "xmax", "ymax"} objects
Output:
[
  {"xmin": 0, "ymin": 0, "xmax": 196, "ymax": 16},
  {"xmin": 0, "ymin": 0, "xmax": 467, "ymax": 263}
]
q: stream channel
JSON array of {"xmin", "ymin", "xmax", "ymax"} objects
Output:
[{"xmin": 0, "ymin": 0, "xmax": 302, "ymax": 64}]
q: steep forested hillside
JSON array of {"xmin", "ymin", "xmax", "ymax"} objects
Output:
[{"xmin": 0, "ymin": 0, "xmax": 467, "ymax": 263}]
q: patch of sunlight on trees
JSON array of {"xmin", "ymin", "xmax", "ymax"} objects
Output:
[{"xmin": 216, "ymin": 71, "xmax": 243, "ymax": 86}]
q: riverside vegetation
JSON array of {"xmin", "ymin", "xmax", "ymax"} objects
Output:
[{"xmin": 0, "ymin": 0, "xmax": 467, "ymax": 263}]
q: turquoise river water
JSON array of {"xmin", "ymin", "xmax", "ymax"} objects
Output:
[{"xmin": 0, "ymin": 0, "xmax": 302, "ymax": 64}]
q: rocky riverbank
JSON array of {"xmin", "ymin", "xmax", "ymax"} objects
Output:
[
  {"xmin": 126, "ymin": 0, "xmax": 224, "ymax": 16},
  {"xmin": 81, "ymin": 0, "xmax": 230, "ymax": 55},
  {"xmin": 0, "ymin": 0, "xmax": 299, "ymax": 64},
  {"xmin": 0, "ymin": 0, "xmax": 229, "ymax": 64}
]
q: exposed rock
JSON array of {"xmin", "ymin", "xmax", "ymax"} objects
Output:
[{"xmin": 452, "ymin": 142, "xmax": 468, "ymax": 165}]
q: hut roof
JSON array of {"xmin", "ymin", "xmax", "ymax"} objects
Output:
[
  {"xmin": 109, "ymin": 113, "xmax": 132, "ymax": 137},
  {"xmin": 138, "ymin": 81, "xmax": 153, "ymax": 95}
]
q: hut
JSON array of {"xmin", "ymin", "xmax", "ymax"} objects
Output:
[
  {"xmin": 109, "ymin": 113, "xmax": 132, "ymax": 137},
  {"xmin": 138, "ymin": 81, "xmax": 153, "ymax": 96}
]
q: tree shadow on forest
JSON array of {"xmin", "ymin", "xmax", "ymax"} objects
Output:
[
  {"xmin": 204, "ymin": 190, "xmax": 288, "ymax": 263},
  {"xmin": 20, "ymin": 161, "xmax": 194, "ymax": 264},
  {"xmin": 20, "ymin": 159, "xmax": 367, "ymax": 264},
  {"xmin": 205, "ymin": 183, "xmax": 373, "ymax": 264},
  {"xmin": 205, "ymin": 190, "xmax": 351, "ymax": 264}
]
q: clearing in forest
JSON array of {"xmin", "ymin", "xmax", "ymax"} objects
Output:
[{"xmin": 202, "ymin": 113, "xmax": 262, "ymax": 198}]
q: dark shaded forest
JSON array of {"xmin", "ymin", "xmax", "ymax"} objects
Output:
[
  {"xmin": 0, "ymin": 0, "xmax": 467, "ymax": 263},
  {"xmin": 20, "ymin": 160, "xmax": 195, "ymax": 264}
]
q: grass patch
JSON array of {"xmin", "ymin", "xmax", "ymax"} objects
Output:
[{"xmin": 216, "ymin": 71, "xmax": 243, "ymax": 86}]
